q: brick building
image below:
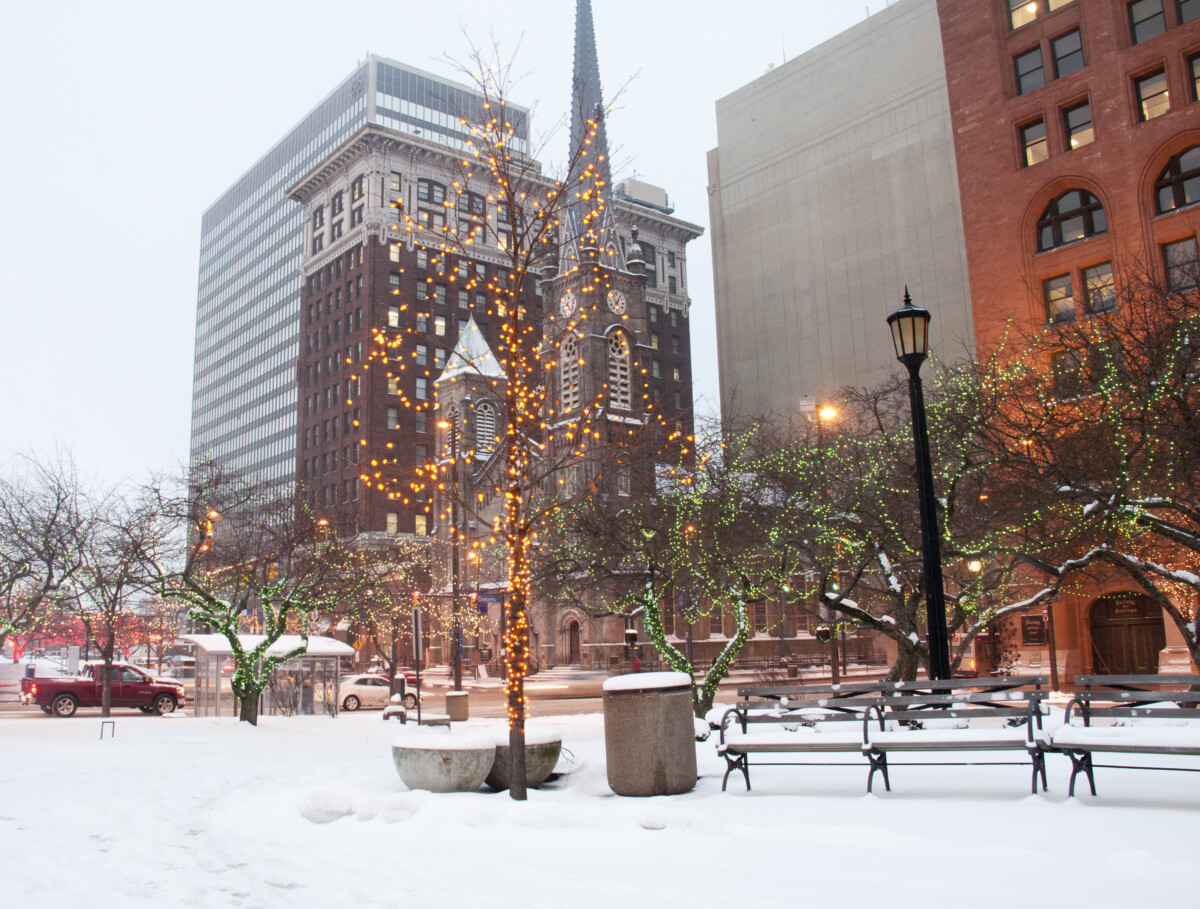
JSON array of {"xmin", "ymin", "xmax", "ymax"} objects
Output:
[{"xmin": 937, "ymin": 0, "xmax": 1200, "ymax": 678}]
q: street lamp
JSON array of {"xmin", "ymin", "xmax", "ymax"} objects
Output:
[
  {"xmin": 437, "ymin": 418, "xmax": 463, "ymax": 692},
  {"xmin": 886, "ymin": 288, "xmax": 952, "ymax": 681}
]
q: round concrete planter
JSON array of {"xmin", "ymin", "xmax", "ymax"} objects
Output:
[
  {"xmin": 485, "ymin": 728, "xmax": 562, "ymax": 791},
  {"xmin": 391, "ymin": 730, "xmax": 496, "ymax": 793},
  {"xmin": 602, "ymin": 671, "xmax": 697, "ymax": 797}
]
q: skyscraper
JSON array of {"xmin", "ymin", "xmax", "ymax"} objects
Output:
[{"xmin": 189, "ymin": 56, "xmax": 531, "ymax": 485}]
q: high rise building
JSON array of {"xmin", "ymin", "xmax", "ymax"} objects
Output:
[
  {"xmin": 706, "ymin": 0, "xmax": 974, "ymax": 422},
  {"xmin": 189, "ymin": 55, "xmax": 531, "ymax": 484}
]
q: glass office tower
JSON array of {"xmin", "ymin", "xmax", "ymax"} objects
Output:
[{"xmin": 189, "ymin": 55, "xmax": 526, "ymax": 484}]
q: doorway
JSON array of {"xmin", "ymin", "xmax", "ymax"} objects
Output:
[
  {"xmin": 1088, "ymin": 593, "xmax": 1166, "ymax": 675},
  {"xmin": 568, "ymin": 621, "xmax": 581, "ymax": 665}
]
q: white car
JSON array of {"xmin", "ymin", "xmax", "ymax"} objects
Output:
[{"xmin": 338, "ymin": 674, "xmax": 417, "ymax": 711}]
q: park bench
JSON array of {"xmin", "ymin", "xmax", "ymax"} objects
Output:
[
  {"xmin": 1050, "ymin": 674, "xmax": 1200, "ymax": 796},
  {"xmin": 718, "ymin": 681, "xmax": 887, "ymax": 791},
  {"xmin": 860, "ymin": 676, "xmax": 1050, "ymax": 794},
  {"xmin": 718, "ymin": 676, "xmax": 1050, "ymax": 794}
]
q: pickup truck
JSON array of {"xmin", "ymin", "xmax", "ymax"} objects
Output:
[{"xmin": 20, "ymin": 662, "xmax": 188, "ymax": 717}]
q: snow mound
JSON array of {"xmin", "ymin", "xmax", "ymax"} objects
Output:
[{"xmin": 298, "ymin": 784, "xmax": 359, "ymax": 824}]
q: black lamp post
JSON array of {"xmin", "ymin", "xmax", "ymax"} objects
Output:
[{"xmin": 887, "ymin": 289, "xmax": 952, "ymax": 681}]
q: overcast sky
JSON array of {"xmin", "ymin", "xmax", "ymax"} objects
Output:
[{"xmin": 0, "ymin": 0, "xmax": 892, "ymax": 485}]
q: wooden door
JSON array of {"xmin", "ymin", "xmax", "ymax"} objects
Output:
[{"xmin": 1088, "ymin": 593, "xmax": 1166, "ymax": 675}]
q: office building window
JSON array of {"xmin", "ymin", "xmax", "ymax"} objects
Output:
[
  {"xmin": 649, "ymin": 305, "xmax": 659, "ymax": 323},
  {"xmin": 1154, "ymin": 146, "xmax": 1200, "ymax": 213},
  {"xmin": 1037, "ymin": 189, "xmax": 1107, "ymax": 251},
  {"xmin": 1015, "ymin": 46, "xmax": 1046, "ymax": 94},
  {"xmin": 651, "ymin": 359, "xmax": 661, "ymax": 378},
  {"xmin": 388, "ymin": 306, "xmax": 400, "ymax": 328},
  {"xmin": 1021, "ymin": 119, "xmax": 1049, "ymax": 166},
  {"xmin": 436, "ymin": 285, "xmax": 447, "ymax": 306},
  {"xmin": 458, "ymin": 289, "xmax": 470, "ymax": 310},
  {"xmin": 313, "ymin": 206, "xmax": 324, "ymax": 229},
  {"xmin": 416, "ymin": 312, "xmax": 428, "ymax": 333},
  {"xmin": 312, "ymin": 234, "xmax": 324, "ymax": 254},
  {"xmin": 386, "ymin": 512, "xmax": 398, "ymax": 534},
  {"xmin": 1164, "ymin": 236, "xmax": 1199, "ymax": 288},
  {"xmin": 673, "ymin": 365, "xmax": 682, "ymax": 382},
  {"xmin": 331, "ymin": 191, "xmax": 344, "ymax": 216},
  {"xmin": 1136, "ymin": 69, "xmax": 1171, "ymax": 120},
  {"xmin": 434, "ymin": 349, "xmax": 446, "ymax": 370},
  {"xmin": 417, "ymin": 249, "xmax": 428, "ymax": 269},
  {"xmin": 388, "ymin": 375, "xmax": 399, "ymax": 395},
  {"xmin": 414, "ymin": 514, "xmax": 428, "ymax": 536},
  {"xmin": 416, "ymin": 444, "xmax": 428, "ymax": 463},
  {"xmin": 1129, "ymin": 0, "xmax": 1166, "ymax": 43},
  {"xmin": 671, "ymin": 336, "xmax": 681, "ymax": 355},
  {"xmin": 351, "ymin": 206, "xmax": 363, "ymax": 227},
  {"xmin": 416, "ymin": 378, "xmax": 427, "ymax": 400},
  {"xmin": 1083, "ymin": 262, "xmax": 1116, "ymax": 313},
  {"xmin": 1063, "ymin": 101, "xmax": 1094, "ymax": 149},
  {"xmin": 418, "ymin": 179, "xmax": 446, "ymax": 204},
  {"xmin": 435, "ymin": 315, "xmax": 447, "ymax": 336},
  {"xmin": 668, "ymin": 275, "xmax": 677, "ymax": 294},
  {"xmin": 650, "ymin": 332, "xmax": 660, "ymax": 350},
  {"xmin": 1044, "ymin": 274, "xmax": 1075, "ymax": 323},
  {"xmin": 1052, "ymin": 30, "xmax": 1085, "ymax": 78},
  {"xmin": 351, "ymin": 175, "xmax": 365, "ymax": 202},
  {"xmin": 416, "ymin": 343, "xmax": 428, "ymax": 366},
  {"xmin": 388, "ymin": 407, "xmax": 400, "ymax": 430},
  {"xmin": 1009, "ymin": 0, "xmax": 1075, "ymax": 30},
  {"xmin": 415, "ymin": 412, "xmax": 427, "ymax": 433}
]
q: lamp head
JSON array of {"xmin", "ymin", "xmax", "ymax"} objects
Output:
[{"xmin": 886, "ymin": 287, "xmax": 932, "ymax": 371}]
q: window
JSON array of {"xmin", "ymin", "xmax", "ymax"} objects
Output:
[
  {"xmin": 312, "ymin": 234, "xmax": 324, "ymax": 254},
  {"xmin": 434, "ymin": 315, "xmax": 447, "ymax": 336},
  {"xmin": 475, "ymin": 400, "xmax": 497, "ymax": 453},
  {"xmin": 435, "ymin": 285, "xmax": 447, "ymax": 306},
  {"xmin": 415, "ymin": 412, "xmax": 427, "ymax": 433},
  {"xmin": 673, "ymin": 365, "xmax": 682, "ymax": 382},
  {"xmin": 356, "ymin": 275, "xmax": 363, "ymax": 296},
  {"xmin": 1044, "ymin": 274, "xmax": 1076, "ymax": 322},
  {"xmin": 388, "ymin": 407, "xmax": 400, "ymax": 429},
  {"xmin": 1037, "ymin": 190, "xmax": 1106, "ymax": 251},
  {"xmin": 417, "ymin": 249, "xmax": 427, "ymax": 269},
  {"xmin": 608, "ymin": 332, "xmax": 632, "ymax": 411},
  {"xmin": 313, "ymin": 207, "xmax": 325, "ymax": 229},
  {"xmin": 1083, "ymin": 262, "xmax": 1116, "ymax": 313},
  {"xmin": 416, "ymin": 378, "xmax": 427, "ymax": 400},
  {"xmin": 1163, "ymin": 236, "xmax": 1199, "ymax": 289},
  {"xmin": 650, "ymin": 332, "xmax": 660, "ymax": 350},
  {"xmin": 331, "ymin": 220, "xmax": 343, "ymax": 241},
  {"xmin": 1136, "ymin": 69, "xmax": 1171, "ymax": 120},
  {"xmin": 386, "ymin": 512, "xmax": 398, "ymax": 534},
  {"xmin": 1008, "ymin": 0, "xmax": 1074, "ymax": 30},
  {"xmin": 1154, "ymin": 146, "xmax": 1200, "ymax": 213},
  {"xmin": 671, "ymin": 337, "xmax": 681, "ymax": 355},
  {"xmin": 434, "ymin": 349, "xmax": 446, "ymax": 370},
  {"xmin": 667, "ymin": 250, "xmax": 676, "ymax": 268},
  {"xmin": 388, "ymin": 306, "xmax": 400, "ymax": 328},
  {"xmin": 389, "ymin": 171, "xmax": 402, "ymax": 193},
  {"xmin": 1191, "ymin": 54, "xmax": 1200, "ymax": 101},
  {"xmin": 616, "ymin": 465, "xmax": 631, "ymax": 497},
  {"xmin": 560, "ymin": 334, "xmax": 580, "ymax": 412},
  {"xmin": 417, "ymin": 179, "xmax": 446, "ymax": 204},
  {"xmin": 1181, "ymin": 0, "xmax": 1200, "ymax": 22},
  {"xmin": 419, "ymin": 209, "xmax": 446, "ymax": 232},
  {"xmin": 331, "ymin": 191, "xmax": 344, "ymax": 216},
  {"xmin": 651, "ymin": 359, "xmax": 661, "ymax": 378},
  {"xmin": 414, "ymin": 514, "xmax": 428, "ymax": 536},
  {"xmin": 351, "ymin": 175, "xmax": 365, "ymax": 202},
  {"xmin": 641, "ymin": 242, "xmax": 658, "ymax": 288},
  {"xmin": 1015, "ymin": 46, "xmax": 1046, "ymax": 94},
  {"xmin": 389, "ymin": 274, "xmax": 401, "ymax": 290},
  {"xmin": 668, "ymin": 275, "xmax": 677, "ymax": 294},
  {"xmin": 1021, "ymin": 119, "xmax": 1049, "ymax": 166},
  {"xmin": 388, "ymin": 376, "xmax": 399, "ymax": 395},
  {"xmin": 1063, "ymin": 101, "xmax": 1094, "ymax": 149},
  {"xmin": 649, "ymin": 306, "xmax": 659, "ymax": 324},
  {"xmin": 416, "ymin": 343, "xmax": 428, "ymax": 366},
  {"xmin": 416, "ymin": 312, "xmax": 428, "ymax": 333},
  {"xmin": 1052, "ymin": 30, "xmax": 1084, "ymax": 78},
  {"xmin": 351, "ymin": 206, "xmax": 363, "ymax": 227},
  {"xmin": 416, "ymin": 444, "xmax": 428, "ymax": 463},
  {"xmin": 670, "ymin": 311, "xmax": 680, "ymax": 327},
  {"xmin": 458, "ymin": 289, "xmax": 470, "ymax": 310},
  {"xmin": 1129, "ymin": 0, "xmax": 1166, "ymax": 43}
]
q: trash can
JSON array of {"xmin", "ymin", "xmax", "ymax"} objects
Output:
[
  {"xmin": 602, "ymin": 671, "xmax": 697, "ymax": 797},
  {"xmin": 445, "ymin": 691, "xmax": 469, "ymax": 722}
]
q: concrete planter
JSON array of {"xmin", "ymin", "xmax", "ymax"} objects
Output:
[
  {"xmin": 485, "ymin": 728, "xmax": 562, "ymax": 791},
  {"xmin": 391, "ymin": 730, "xmax": 495, "ymax": 793},
  {"xmin": 603, "ymin": 671, "xmax": 697, "ymax": 797}
]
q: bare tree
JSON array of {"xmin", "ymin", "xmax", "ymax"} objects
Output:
[{"xmin": 0, "ymin": 451, "xmax": 88, "ymax": 658}]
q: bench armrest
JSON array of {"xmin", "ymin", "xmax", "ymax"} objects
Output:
[
  {"xmin": 718, "ymin": 706, "xmax": 745, "ymax": 745},
  {"xmin": 862, "ymin": 702, "xmax": 886, "ymax": 747},
  {"xmin": 1064, "ymin": 696, "xmax": 1089, "ymax": 727}
]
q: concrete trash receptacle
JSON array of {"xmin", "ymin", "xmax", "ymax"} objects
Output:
[
  {"xmin": 446, "ymin": 691, "xmax": 469, "ymax": 721},
  {"xmin": 602, "ymin": 671, "xmax": 697, "ymax": 797}
]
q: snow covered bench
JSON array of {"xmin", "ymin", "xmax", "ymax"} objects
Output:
[
  {"xmin": 1051, "ymin": 674, "xmax": 1200, "ymax": 797},
  {"xmin": 718, "ymin": 681, "xmax": 887, "ymax": 791},
  {"xmin": 860, "ymin": 676, "xmax": 1051, "ymax": 795}
]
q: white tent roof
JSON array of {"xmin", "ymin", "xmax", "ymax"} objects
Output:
[
  {"xmin": 437, "ymin": 314, "xmax": 504, "ymax": 381},
  {"xmin": 180, "ymin": 634, "xmax": 354, "ymax": 658}
]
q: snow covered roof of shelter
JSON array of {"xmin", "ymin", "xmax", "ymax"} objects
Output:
[
  {"xmin": 180, "ymin": 634, "xmax": 355, "ymax": 657},
  {"xmin": 437, "ymin": 314, "xmax": 503, "ymax": 381}
]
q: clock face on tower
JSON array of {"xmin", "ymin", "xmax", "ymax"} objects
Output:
[
  {"xmin": 559, "ymin": 292, "xmax": 577, "ymax": 318},
  {"xmin": 606, "ymin": 290, "xmax": 627, "ymax": 315}
]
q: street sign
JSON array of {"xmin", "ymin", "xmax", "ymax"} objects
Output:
[
  {"xmin": 476, "ymin": 592, "xmax": 503, "ymax": 614},
  {"xmin": 352, "ymin": 638, "xmax": 364, "ymax": 651}
]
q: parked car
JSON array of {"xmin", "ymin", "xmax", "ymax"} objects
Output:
[
  {"xmin": 20, "ymin": 662, "xmax": 187, "ymax": 717},
  {"xmin": 338, "ymin": 673, "xmax": 418, "ymax": 711}
]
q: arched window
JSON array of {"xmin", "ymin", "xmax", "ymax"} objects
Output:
[
  {"xmin": 561, "ymin": 334, "xmax": 581, "ymax": 412},
  {"xmin": 475, "ymin": 400, "xmax": 497, "ymax": 454},
  {"xmin": 608, "ymin": 331, "xmax": 631, "ymax": 411},
  {"xmin": 1155, "ymin": 147, "xmax": 1200, "ymax": 214},
  {"xmin": 1036, "ymin": 190, "xmax": 1106, "ymax": 251}
]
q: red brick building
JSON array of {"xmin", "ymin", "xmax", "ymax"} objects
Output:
[{"xmin": 937, "ymin": 0, "xmax": 1200, "ymax": 677}]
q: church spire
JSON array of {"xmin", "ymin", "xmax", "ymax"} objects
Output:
[{"xmin": 567, "ymin": 0, "xmax": 614, "ymax": 257}]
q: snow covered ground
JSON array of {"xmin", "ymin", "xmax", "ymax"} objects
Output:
[{"xmin": 1, "ymin": 710, "xmax": 1197, "ymax": 908}]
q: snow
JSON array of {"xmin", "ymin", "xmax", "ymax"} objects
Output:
[
  {"xmin": 2, "ymin": 711, "xmax": 1199, "ymax": 907},
  {"xmin": 602, "ymin": 671, "xmax": 691, "ymax": 692}
]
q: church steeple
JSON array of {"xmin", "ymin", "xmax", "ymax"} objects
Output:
[{"xmin": 566, "ymin": 0, "xmax": 616, "ymax": 261}]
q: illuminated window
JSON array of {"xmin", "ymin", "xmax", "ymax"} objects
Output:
[
  {"xmin": 1037, "ymin": 190, "xmax": 1106, "ymax": 251},
  {"xmin": 1044, "ymin": 274, "xmax": 1076, "ymax": 323},
  {"xmin": 435, "ymin": 316, "xmax": 447, "ymax": 336},
  {"xmin": 1022, "ymin": 119, "xmax": 1049, "ymax": 166},
  {"xmin": 1063, "ymin": 101, "xmax": 1094, "ymax": 149},
  {"xmin": 1136, "ymin": 69, "xmax": 1171, "ymax": 120},
  {"xmin": 608, "ymin": 331, "xmax": 632, "ymax": 411},
  {"xmin": 1154, "ymin": 146, "xmax": 1200, "ymax": 213},
  {"xmin": 561, "ymin": 334, "xmax": 581, "ymax": 412},
  {"xmin": 414, "ymin": 514, "xmax": 428, "ymax": 536},
  {"xmin": 351, "ymin": 175, "xmax": 365, "ymax": 202}
]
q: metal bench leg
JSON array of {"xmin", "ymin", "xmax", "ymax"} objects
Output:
[
  {"xmin": 1066, "ymin": 751, "xmax": 1096, "ymax": 797},
  {"xmin": 866, "ymin": 751, "xmax": 889, "ymax": 793},
  {"xmin": 1030, "ymin": 750, "xmax": 1047, "ymax": 794},
  {"xmin": 722, "ymin": 753, "xmax": 750, "ymax": 792}
]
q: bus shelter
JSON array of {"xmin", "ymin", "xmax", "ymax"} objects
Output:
[{"xmin": 182, "ymin": 634, "xmax": 354, "ymax": 718}]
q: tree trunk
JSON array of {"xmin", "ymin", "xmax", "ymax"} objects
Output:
[
  {"xmin": 237, "ymin": 688, "xmax": 260, "ymax": 725},
  {"xmin": 885, "ymin": 642, "xmax": 921, "ymax": 683}
]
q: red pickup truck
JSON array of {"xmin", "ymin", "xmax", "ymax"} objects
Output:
[{"xmin": 20, "ymin": 663, "xmax": 188, "ymax": 717}]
